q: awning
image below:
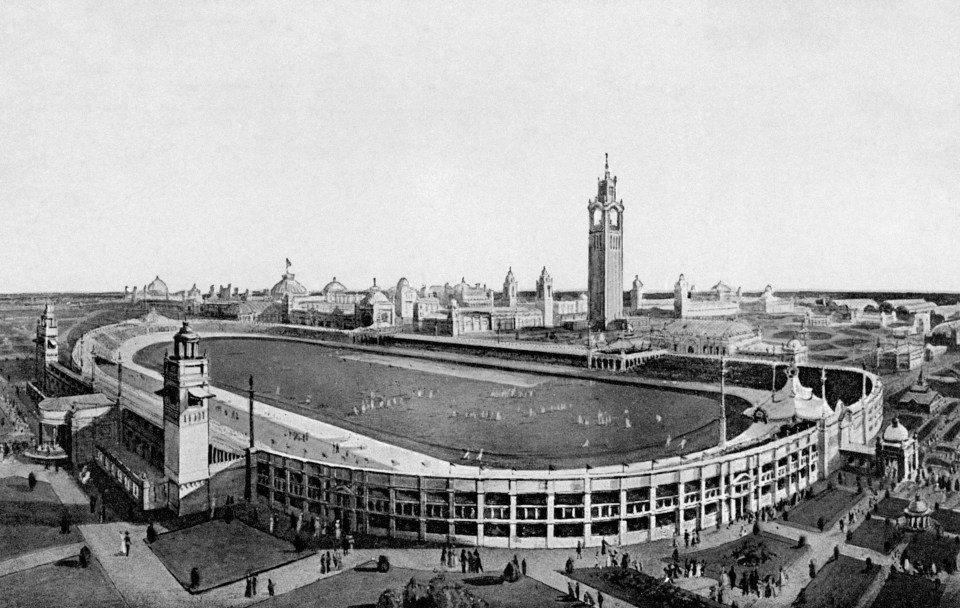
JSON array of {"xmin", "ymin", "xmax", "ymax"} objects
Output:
[{"xmin": 188, "ymin": 387, "xmax": 216, "ymax": 400}]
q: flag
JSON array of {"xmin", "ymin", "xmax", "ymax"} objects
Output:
[{"xmin": 286, "ymin": 258, "xmax": 292, "ymax": 269}]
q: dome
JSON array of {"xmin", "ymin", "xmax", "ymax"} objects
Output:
[
  {"xmin": 905, "ymin": 493, "xmax": 930, "ymax": 516},
  {"xmin": 883, "ymin": 417, "xmax": 910, "ymax": 443},
  {"xmin": 397, "ymin": 277, "xmax": 410, "ymax": 291},
  {"xmin": 175, "ymin": 320, "xmax": 199, "ymax": 343},
  {"xmin": 270, "ymin": 272, "xmax": 308, "ymax": 297},
  {"xmin": 362, "ymin": 291, "xmax": 390, "ymax": 305},
  {"xmin": 146, "ymin": 275, "xmax": 169, "ymax": 295},
  {"xmin": 785, "ymin": 339, "xmax": 803, "ymax": 350},
  {"xmin": 322, "ymin": 277, "xmax": 347, "ymax": 294}
]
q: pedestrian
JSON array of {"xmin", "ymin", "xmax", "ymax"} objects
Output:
[
  {"xmin": 244, "ymin": 575, "xmax": 252, "ymax": 597},
  {"xmin": 90, "ymin": 495, "xmax": 97, "ymax": 514},
  {"xmin": 684, "ymin": 529, "xmax": 690, "ymax": 548},
  {"xmin": 474, "ymin": 549, "xmax": 483, "ymax": 573},
  {"xmin": 124, "ymin": 531, "xmax": 131, "ymax": 556},
  {"xmin": 575, "ymin": 582, "xmax": 580, "ymax": 601},
  {"xmin": 460, "ymin": 549, "xmax": 467, "ymax": 573},
  {"xmin": 441, "ymin": 546, "xmax": 447, "ymax": 566},
  {"xmin": 267, "ymin": 579, "xmax": 275, "ymax": 596},
  {"xmin": 252, "ymin": 574, "xmax": 258, "ymax": 596},
  {"xmin": 594, "ymin": 551, "xmax": 600, "ymax": 569},
  {"xmin": 598, "ymin": 591, "xmax": 604, "ymax": 608},
  {"xmin": 146, "ymin": 523, "xmax": 157, "ymax": 544},
  {"xmin": 119, "ymin": 531, "xmax": 127, "ymax": 556},
  {"xmin": 576, "ymin": 540, "xmax": 583, "ymax": 559},
  {"xmin": 447, "ymin": 548, "xmax": 455, "ymax": 569},
  {"xmin": 521, "ymin": 558, "xmax": 527, "ymax": 576},
  {"xmin": 190, "ymin": 567, "xmax": 200, "ymax": 589}
]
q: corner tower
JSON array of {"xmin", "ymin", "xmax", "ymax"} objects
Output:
[
  {"xmin": 162, "ymin": 321, "xmax": 214, "ymax": 515},
  {"xmin": 503, "ymin": 267, "xmax": 518, "ymax": 308},
  {"xmin": 35, "ymin": 303, "xmax": 58, "ymax": 391},
  {"xmin": 536, "ymin": 266, "xmax": 554, "ymax": 328},
  {"xmin": 587, "ymin": 153, "xmax": 624, "ymax": 329}
]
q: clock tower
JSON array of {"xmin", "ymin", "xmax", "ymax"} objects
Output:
[
  {"xmin": 587, "ymin": 154, "xmax": 625, "ymax": 329},
  {"xmin": 162, "ymin": 321, "xmax": 214, "ymax": 515}
]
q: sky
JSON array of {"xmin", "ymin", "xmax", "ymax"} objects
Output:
[{"xmin": 1, "ymin": 1, "xmax": 958, "ymax": 294}]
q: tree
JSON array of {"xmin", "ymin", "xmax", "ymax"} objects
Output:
[{"xmin": 190, "ymin": 567, "xmax": 200, "ymax": 589}]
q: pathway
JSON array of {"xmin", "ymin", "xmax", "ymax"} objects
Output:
[{"xmin": 0, "ymin": 542, "xmax": 84, "ymax": 578}]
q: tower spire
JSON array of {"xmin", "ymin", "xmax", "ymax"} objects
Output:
[{"xmin": 604, "ymin": 152, "xmax": 609, "ymax": 177}]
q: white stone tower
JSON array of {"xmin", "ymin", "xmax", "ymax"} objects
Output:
[
  {"xmin": 674, "ymin": 274, "xmax": 690, "ymax": 318},
  {"xmin": 35, "ymin": 303, "xmax": 58, "ymax": 391},
  {"xmin": 630, "ymin": 275, "xmax": 644, "ymax": 314},
  {"xmin": 503, "ymin": 267, "xmax": 518, "ymax": 308},
  {"xmin": 536, "ymin": 266, "xmax": 554, "ymax": 328},
  {"xmin": 587, "ymin": 153, "xmax": 625, "ymax": 329},
  {"xmin": 162, "ymin": 321, "xmax": 214, "ymax": 515}
]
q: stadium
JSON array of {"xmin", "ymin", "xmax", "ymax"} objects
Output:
[{"xmin": 76, "ymin": 318, "xmax": 884, "ymax": 549}]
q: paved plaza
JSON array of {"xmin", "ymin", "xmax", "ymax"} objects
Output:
[{"xmin": 7, "ymin": 453, "xmax": 960, "ymax": 608}]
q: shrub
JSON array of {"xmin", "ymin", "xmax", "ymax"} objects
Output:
[
  {"xmin": 883, "ymin": 540, "xmax": 891, "ymax": 553},
  {"xmin": 809, "ymin": 560, "xmax": 817, "ymax": 578},
  {"xmin": 846, "ymin": 531, "xmax": 853, "ymax": 542},
  {"xmin": 797, "ymin": 535, "xmax": 807, "ymax": 548},
  {"xmin": 292, "ymin": 534, "xmax": 307, "ymax": 553},
  {"xmin": 865, "ymin": 557, "xmax": 873, "ymax": 570},
  {"xmin": 817, "ymin": 517, "xmax": 825, "ymax": 532}
]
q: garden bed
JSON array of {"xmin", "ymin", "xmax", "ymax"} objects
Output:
[
  {"xmin": 875, "ymin": 497, "xmax": 910, "ymax": 521},
  {"xmin": 870, "ymin": 570, "xmax": 944, "ymax": 608},
  {"xmin": 798, "ymin": 555, "xmax": 883, "ymax": 608},
  {"xmin": 848, "ymin": 519, "xmax": 904, "ymax": 554},
  {"xmin": 902, "ymin": 531, "xmax": 960, "ymax": 575},
  {"xmin": 681, "ymin": 531, "xmax": 808, "ymax": 582},
  {"xmin": 568, "ymin": 567, "xmax": 724, "ymax": 608},
  {"xmin": 786, "ymin": 487, "xmax": 861, "ymax": 531},
  {"xmin": 148, "ymin": 519, "xmax": 314, "ymax": 593}
]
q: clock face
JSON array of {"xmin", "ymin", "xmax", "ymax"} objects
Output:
[
  {"xmin": 592, "ymin": 209, "xmax": 602, "ymax": 225},
  {"xmin": 610, "ymin": 209, "xmax": 619, "ymax": 227}
]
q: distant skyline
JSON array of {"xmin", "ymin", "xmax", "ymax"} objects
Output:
[{"xmin": 1, "ymin": 2, "xmax": 958, "ymax": 294}]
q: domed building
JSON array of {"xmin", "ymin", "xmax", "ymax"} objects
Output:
[
  {"xmin": 144, "ymin": 276, "xmax": 169, "ymax": 300},
  {"xmin": 877, "ymin": 417, "xmax": 919, "ymax": 484},
  {"xmin": 270, "ymin": 271, "xmax": 308, "ymax": 298},
  {"xmin": 358, "ymin": 289, "xmax": 394, "ymax": 328}
]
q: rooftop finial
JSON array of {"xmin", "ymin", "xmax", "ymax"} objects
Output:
[{"xmin": 605, "ymin": 152, "xmax": 608, "ymax": 171}]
